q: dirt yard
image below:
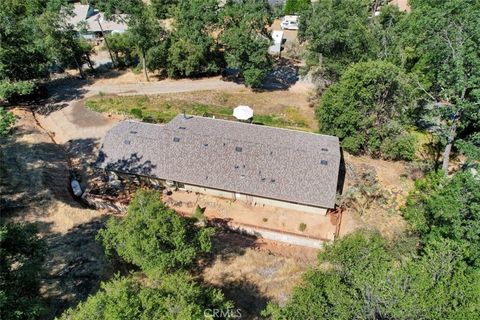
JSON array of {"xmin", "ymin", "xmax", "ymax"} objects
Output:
[
  {"xmin": 164, "ymin": 191, "xmax": 337, "ymax": 241},
  {"xmin": 338, "ymin": 153, "xmax": 413, "ymax": 240},
  {"xmin": 0, "ymin": 109, "xmax": 111, "ymax": 318}
]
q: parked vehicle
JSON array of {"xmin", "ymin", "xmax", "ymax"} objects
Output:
[{"xmin": 281, "ymin": 15, "xmax": 299, "ymax": 30}]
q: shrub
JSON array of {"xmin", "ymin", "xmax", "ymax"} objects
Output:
[
  {"xmin": 129, "ymin": 108, "xmax": 143, "ymax": 119},
  {"xmin": 380, "ymin": 133, "xmax": 417, "ymax": 161},
  {"xmin": 298, "ymin": 223, "xmax": 307, "ymax": 232}
]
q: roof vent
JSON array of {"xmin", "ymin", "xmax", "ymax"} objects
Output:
[
  {"xmin": 130, "ymin": 131, "xmax": 137, "ymax": 134},
  {"xmin": 320, "ymin": 160, "xmax": 328, "ymax": 165},
  {"xmin": 173, "ymin": 137, "xmax": 180, "ymax": 142},
  {"xmin": 123, "ymin": 140, "xmax": 131, "ymax": 145},
  {"xmin": 235, "ymin": 146, "xmax": 243, "ymax": 152},
  {"xmin": 321, "ymin": 148, "xmax": 328, "ymax": 151},
  {"xmin": 179, "ymin": 126, "xmax": 186, "ymax": 130},
  {"xmin": 234, "ymin": 165, "xmax": 239, "ymax": 169},
  {"xmin": 203, "ymin": 143, "xmax": 208, "ymax": 147},
  {"xmin": 270, "ymin": 179, "xmax": 276, "ymax": 183},
  {"xmin": 261, "ymin": 177, "xmax": 266, "ymax": 181}
]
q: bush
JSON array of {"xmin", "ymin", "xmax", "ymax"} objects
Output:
[
  {"xmin": 0, "ymin": 107, "xmax": 16, "ymax": 136},
  {"xmin": 129, "ymin": 108, "xmax": 143, "ymax": 119},
  {"xmin": 298, "ymin": 223, "xmax": 307, "ymax": 232},
  {"xmin": 380, "ymin": 133, "xmax": 417, "ymax": 161}
]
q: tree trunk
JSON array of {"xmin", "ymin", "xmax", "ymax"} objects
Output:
[
  {"xmin": 441, "ymin": 123, "xmax": 457, "ymax": 172},
  {"xmin": 142, "ymin": 50, "xmax": 149, "ymax": 82},
  {"xmin": 85, "ymin": 54, "xmax": 94, "ymax": 71},
  {"xmin": 74, "ymin": 56, "xmax": 85, "ymax": 79}
]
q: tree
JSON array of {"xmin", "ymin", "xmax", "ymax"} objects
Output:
[
  {"xmin": 60, "ymin": 273, "xmax": 233, "ymax": 320},
  {"xmin": 219, "ymin": 0, "xmax": 273, "ymax": 88},
  {"xmin": 300, "ymin": 0, "xmax": 379, "ymax": 80},
  {"xmin": 166, "ymin": 0, "xmax": 221, "ymax": 77},
  {"xmin": 104, "ymin": 33, "xmax": 135, "ymax": 68},
  {"xmin": 0, "ymin": 222, "xmax": 46, "ymax": 320},
  {"xmin": 284, "ymin": 0, "xmax": 310, "ymax": 15},
  {"xmin": 264, "ymin": 231, "xmax": 480, "ymax": 320},
  {"xmin": 151, "ymin": 0, "xmax": 178, "ymax": 19},
  {"xmin": 38, "ymin": 10, "xmax": 89, "ymax": 79},
  {"xmin": 403, "ymin": 171, "xmax": 480, "ymax": 266},
  {"xmin": 399, "ymin": 0, "xmax": 480, "ymax": 171},
  {"xmin": 316, "ymin": 60, "xmax": 416, "ymax": 159},
  {"xmin": 127, "ymin": 4, "xmax": 164, "ymax": 81},
  {"xmin": 0, "ymin": 1, "xmax": 50, "ymax": 100},
  {"xmin": 97, "ymin": 190, "xmax": 214, "ymax": 277}
]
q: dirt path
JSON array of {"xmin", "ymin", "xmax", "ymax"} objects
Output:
[
  {"xmin": 87, "ymin": 76, "xmax": 244, "ymax": 96},
  {"xmin": 0, "ymin": 109, "xmax": 110, "ymax": 319}
]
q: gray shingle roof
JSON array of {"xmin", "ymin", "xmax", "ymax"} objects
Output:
[{"xmin": 97, "ymin": 115, "xmax": 341, "ymax": 209}]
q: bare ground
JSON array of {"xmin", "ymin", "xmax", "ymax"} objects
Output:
[{"xmin": 0, "ymin": 109, "xmax": 110, "ymax": 319}]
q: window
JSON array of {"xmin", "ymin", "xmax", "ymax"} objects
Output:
[{"xmin": 320, "ymin": 160, "xmax": 328, "ymax": 165}]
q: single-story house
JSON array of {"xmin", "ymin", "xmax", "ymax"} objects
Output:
[
  {"xmin": 96, "ymin": 115, "xmax": 341, "ymax": 215},
  {"xmin": 66, "ymin": 3, "xmax": 128, "ymax": 40}
]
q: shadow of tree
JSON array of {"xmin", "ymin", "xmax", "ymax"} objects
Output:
[
  {"xmin": 41, "ymin": 217, "xmax": 112, "ymax": 319},
  {"xmin": 0, "ymin": 135, "xmax": 101, "ymax": 212},
  {"xmin": 45, "ymin": 77, "xmax": 90, "ymax": 105},
  {"xmin": 215, "ymin": 275, "xmax": 269, "ymax": 320},
  {"xmin": 97, "ymin": 151, "xmax": 157, "ymax": 176},
  {"xmin": 221, "ymin": 58, "xmax": 301, "ymax": 92}
]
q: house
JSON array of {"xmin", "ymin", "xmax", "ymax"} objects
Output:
[
  {"xmin": 96, "ymin": 115, "xmax": 341, "ymax": 215},
  {"xmin": 66, "ymin": 3, "xmax": 128, "ymax": 39}
]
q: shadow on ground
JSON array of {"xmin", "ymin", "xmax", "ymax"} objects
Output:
[
  {"xmin": 42, "ymin": 217, "xmax": 111, "ymax": 319},
  {"xmin": 221, "ymin": 58, "xmax": 300, "ymax": 91},
  {"xmin": 218, "ymin": 275, "xmax": 270, "ymax": 320}
]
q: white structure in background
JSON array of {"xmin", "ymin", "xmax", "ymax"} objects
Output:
[
  {"xmin": 233, "ymin": 105, "xmax": 254, "ymax": 121},
  {"xmin": 268, "ymin": 30, "xmax": 284, "ymax": 54},
  {"xmin": 65, "ymin": 3, "xmax": 128, "ymax": 40},
  {"xmin": 280, "ymin": 15, "xmax": 299, "ymax": 30}
]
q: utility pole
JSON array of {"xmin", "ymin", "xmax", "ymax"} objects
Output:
[{"xmin": 95, "ymin": 15, "xmax": 116, "ymax": 68}]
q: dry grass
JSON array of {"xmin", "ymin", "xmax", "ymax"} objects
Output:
[{"xmin": 85, "ymin": 89, "xmax": 317, "ymax": 131}]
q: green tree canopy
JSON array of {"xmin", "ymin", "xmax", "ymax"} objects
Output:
[
  {"xmin": 316, "ymin": 60, "xmax": 417, "ymax": 159},
  {"xmin": 300, "ymin": 0, "xmax": 379, "ymax": 79},
  {"xmin": 0, "ymin": 222, "xmax": 46, "ymax": 320},
  {"xmin": 219, "ymin": 0, "xmax": 273, "ymax": 88},
  {"xmin": 399, "ymin": 0, "xmax": 480, "ymax": 171},
  {"xmin": 403, "ymin": 171, "xmax": 480, "ymax": 266},
  {"xmin": 97, "ymin": 190, "xmax": 214, "ymax": 277},
  {"xmin": 264, "ymin": 231, "xmax": 480, "ymax": 320},
  {"xmin": 60, "ymin": 273, "xmax": 233, "ymax": 320},
  {"xmin": 166, "ymin": 0, "xmax": 221, "ymax": 77}
]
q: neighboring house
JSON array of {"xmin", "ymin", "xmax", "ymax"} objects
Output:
[
  {"xmin": 97, "ymin": 115, "xmax": 341, "ymax": 215},
  {"xmin": 66, "ymin": 3, "xmax": 128, "ymax": 39}
]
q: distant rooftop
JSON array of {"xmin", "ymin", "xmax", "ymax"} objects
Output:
[{"xmin": 97, "ymin": 115, "xmax": 341, "ymax": 209}]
